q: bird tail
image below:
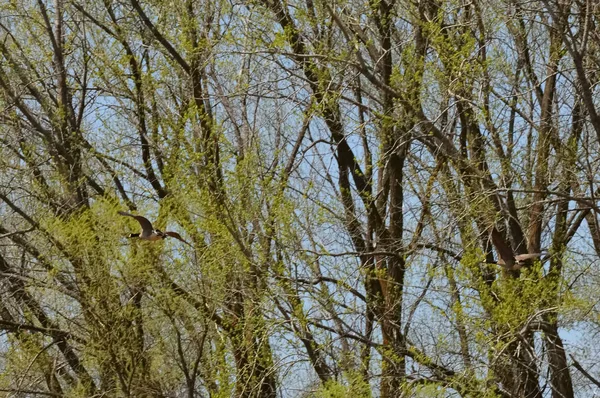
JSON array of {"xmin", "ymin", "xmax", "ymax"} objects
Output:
[{"xmin": 127, "ymin": 233, "xmax": 140, "ymax": 238}]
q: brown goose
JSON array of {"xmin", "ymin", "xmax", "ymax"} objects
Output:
[{"xmin": 118, "ymin": 211, "xmax": 189, "ymax": 245}]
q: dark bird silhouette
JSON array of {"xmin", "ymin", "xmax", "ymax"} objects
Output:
[
  {"xmin": 489, "ymin": 253, "xmax": 543, "ymax": 270},
  {"xmin": 118, "ymin": 211, "xmax": 189, "ymax": 245}
]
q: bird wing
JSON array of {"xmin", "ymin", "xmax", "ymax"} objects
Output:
[
  {"xmin": 118, "ymin": 211, "xmax": 154, "ymax": 233},
  {"xmin": 164, "ymin": 231, "xmax": 190, "ymax": 245}
]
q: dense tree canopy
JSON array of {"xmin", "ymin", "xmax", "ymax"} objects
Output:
[{"xmin": 1, "ymin": 0, "xmax": 600, "ymax": 396}]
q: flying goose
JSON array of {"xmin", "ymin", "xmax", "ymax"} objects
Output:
[
  {"xmin": 118, "ymin": 211, "xmax": 189, "ymax": 245},
  {"xmin": 489, "ymin": 253, "xmax": 543, "ymax": 270}
]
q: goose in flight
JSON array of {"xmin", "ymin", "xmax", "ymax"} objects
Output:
[
  {"xmin": 489, "ymin": 253, "xmax": 543, "ymax": 270},
  {"xmin": 118, "ymin": 211, "xmax": 189, "ymax": 245}
]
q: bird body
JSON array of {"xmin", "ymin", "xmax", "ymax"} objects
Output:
[
  {"xmin": 133, "ymin": 231, "xmax": 164, "ymax": 241},
  {"xmin": 118, "ymin": 211, "xmax": 189, "ymax": 245}
]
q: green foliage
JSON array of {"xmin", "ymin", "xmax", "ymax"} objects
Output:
[
  {"xmin": 0, "ymin": 0, "xmax": 598, "ymax": 397},
  {"xmin": 314, "ymin": 374, "xmax": 371, "ymax": 398}
]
